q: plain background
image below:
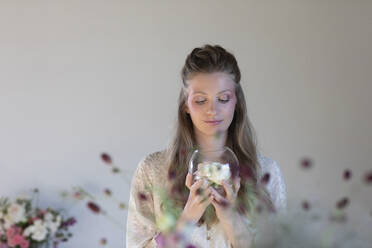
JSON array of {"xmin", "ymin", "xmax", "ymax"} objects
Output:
[{"xmin": 1, "ymin": 1, "xmax": 371, "ymax": 247}]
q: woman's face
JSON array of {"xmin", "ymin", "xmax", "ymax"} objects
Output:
[{"xmin": 185, "ymin": 72, "xmax": 237, "ymax": 137}]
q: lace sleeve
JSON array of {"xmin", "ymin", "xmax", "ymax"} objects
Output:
[{"xmin": 126, "ymin": 156, "xmax": 159, "ymax": 248}]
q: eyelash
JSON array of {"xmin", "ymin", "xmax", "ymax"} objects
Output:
[{"xmin": 195, "ymin": 98, "xmax": 230, "ymax": 105}]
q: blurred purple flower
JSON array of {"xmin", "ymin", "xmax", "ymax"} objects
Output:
[
  {"xmin": 99, "ymin": 238, "xmax": 107, "ymax": 245},
  {"xmin": 336, "ymin": 197, "xmax": 349, "ymax": 210},
  {"xmin": 363, "ymin": 171, "xmax": 372, "ymax": 184},
  {"xmin": 104, "ymin": 188, "xmax": 112, "ymax": 196},
  {"xmin": 101, "ymin": 153, "xmax": 112, "ymax": 165},
  {"xmin": 300, "ymin": 158, "xmax": 313, "ymax": 169},
  {"xmin": 186, "ymin": 245, "xmax": 197, "ymax": 248},
  {"xmin": 343, "ymin": 169, "xmax": 352, "ymax": 181},
  {"xmin": 302, "ymin": 201, "xmax": 310, "ymax": 211},
  {"xmin": 61, "ymin": 217, "xmax": 77, "ymax": 228},
  {"xmin": 168, "ymin": 170, "xmax": 176, "ymax": 180},
  {"xmin": 87, "ymin": 202, "xmax": 101, "ymax": 214},
  {"xmin": 155, "ymin": 233, "xmax": 166, "ymax": 247},
  {"xmin": 138, "ymin": 192, "xmax": 148, "ymax": 201},
  {"xmin": 261, "ymin": 173, "xmax": 271, "ymax": 185}
]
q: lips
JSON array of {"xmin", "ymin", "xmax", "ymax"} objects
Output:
[{"xmin": 204, "ymin": 120, "xmax": 223, "ymax": 124}]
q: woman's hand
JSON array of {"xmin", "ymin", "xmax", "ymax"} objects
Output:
[
  {"xmin": 210, "ymin": 177, "xmax": 241, "ymax": 222},
  {"xmin": 176, "ymin": 172, "xmax": 214, "ymax": 229}
]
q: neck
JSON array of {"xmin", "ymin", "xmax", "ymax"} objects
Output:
[{"xmin": 194, "ymin": 130, "xmax": 228, "ymax": 151}]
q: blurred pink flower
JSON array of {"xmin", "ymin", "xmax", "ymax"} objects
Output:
[{"xmin": 6, "ymin": 226, "xmax": 29, "ymax": 248}]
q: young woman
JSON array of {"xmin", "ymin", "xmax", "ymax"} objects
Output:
[{"xmin": 126, "ymin": 44, "xmax": 287, "ymax": 248}]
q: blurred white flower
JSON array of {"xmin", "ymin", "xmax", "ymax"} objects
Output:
[
  {"xmin": 197, "ymin": 162, "xmax": 231, "ymax": 185},
  {"xmin": 3, "ymin": 203, "xmax": 26, "ymax": 229},
  {"xmin": 23, "ymin": 219, "xmax": 48, "ymax": 241},
  {"xmin": 44, "ymin": 212, "xmax": 61, "ymax": 234}
]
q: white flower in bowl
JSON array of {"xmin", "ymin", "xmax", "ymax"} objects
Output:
[{"xmin": 196, "ymin": 161, "xmax": 231, "ymax": 186}]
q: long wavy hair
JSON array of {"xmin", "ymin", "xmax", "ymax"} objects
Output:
[{"xmin": 164, "ymin": 44, "xmax": 274, "ymax": 227}]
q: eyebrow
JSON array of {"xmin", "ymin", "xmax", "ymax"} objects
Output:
[{"xmin": 192, "ymin": 89, "xmax": 232, "ymax": 95}]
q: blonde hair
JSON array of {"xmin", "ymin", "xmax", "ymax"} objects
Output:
[{"xmin": 164, "ymin": 44, "xmax": 274, "ymax": 227}]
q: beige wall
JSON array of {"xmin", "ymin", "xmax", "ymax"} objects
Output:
[{"xmin": 1, "ymin": 1, "xmax": 371, "ymax": 246}]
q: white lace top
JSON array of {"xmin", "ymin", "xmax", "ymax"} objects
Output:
[{"xmin": 126, "ymin": 150, "xmax": 287, "ymax": 248}]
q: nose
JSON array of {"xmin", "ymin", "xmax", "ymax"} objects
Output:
[{"xmin": 206, "ymin": 101, "xmax": 217, "ymax": 116}]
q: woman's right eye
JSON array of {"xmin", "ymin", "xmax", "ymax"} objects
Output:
[
  {"xmin": 195, "ymin": 100, "xmax": 206, "ymax": 105},
  {"xmin": 194, "ymin": 98, "xmax": 206, "ymax": 104}
]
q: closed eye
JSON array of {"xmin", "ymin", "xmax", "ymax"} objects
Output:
[
  {"xmin": 218, "ymin": 99, "xmax": 229, "ymax": 103},
  {"xmin": 195, "ymin": 100, "xmax": 206, "ymax": 105}
]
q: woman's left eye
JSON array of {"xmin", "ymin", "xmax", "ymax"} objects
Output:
[{"xmin": 218, "ymin": 97, "xmax": 230, "ymax": 103}]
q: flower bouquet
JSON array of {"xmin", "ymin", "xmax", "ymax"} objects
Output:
[{"xmin": 0, "ymin": 190, "xmax": 76, "ymax": 248}]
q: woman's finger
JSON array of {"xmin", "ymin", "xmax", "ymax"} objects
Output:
[
  {"xmin": 189, "ymin": 179, "xmax": 203, "ymax": 194},
  {"xmin": 222, "ymin": 180, "xmax": 234, "ymax": 200},
  {"xmin": 211, "ymin": 196, "xmax": 229, "ymax": 209},
  {"xmin": 196, "ymin": 188, "xmax": 211, "ymax": 204},
  {"xmin": 210, "ymin": 187, "xmax": 225, "ymax": 202},
  {"xmin": 185, "ymin": 172, "xmax": 192, "ymax": 189},
  {"xmin": 201, "ymin": 194, "xmax": 214, "ymax": 207}
]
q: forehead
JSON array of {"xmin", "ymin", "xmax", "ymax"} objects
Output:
[{"xmin": 186, "ymin": 72, "xmax": 235, "ymax": 95}]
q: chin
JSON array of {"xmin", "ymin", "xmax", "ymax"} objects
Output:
[{"xmin": 202, "ymin": 128, "xmax": 225, "ymax": 137}]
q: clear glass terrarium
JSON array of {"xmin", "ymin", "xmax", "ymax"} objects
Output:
[{"xmin": 188, "ymin": 146, "xmax": 239, "ymax": 196}]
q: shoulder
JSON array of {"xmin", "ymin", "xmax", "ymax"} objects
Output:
[
  {"xmin": 135, "ymin": 149, "xmax": 168, "ymax": 181},
  {"xmin": 140, "ymin": 150, "xmax": 167, "ymax": 166},
  {"xmin": 140, "ymin": 149, "xmax": 168, "ymax": 168}
]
